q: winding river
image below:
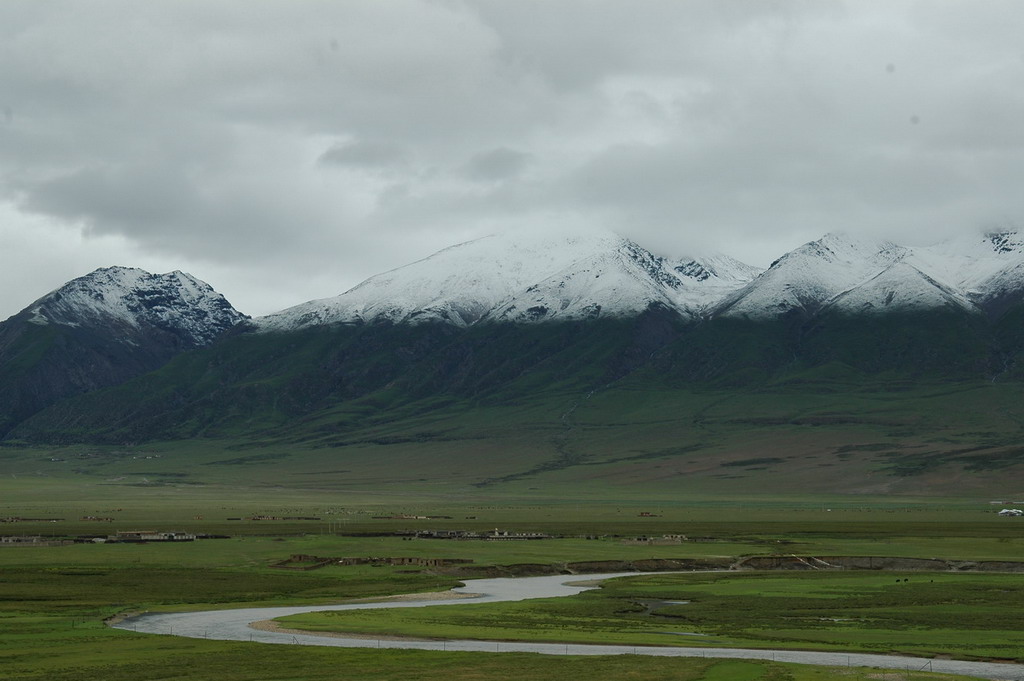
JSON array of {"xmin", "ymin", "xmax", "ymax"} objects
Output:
[{"xmin": 112, "ymin": 572, "xmax": 1024, "ymax": 680}]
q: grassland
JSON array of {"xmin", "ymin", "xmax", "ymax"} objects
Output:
[
  {"xmin": 0, "ymin": 629, "xmax": 984, "ymax": 681},
  {"xmin": 7, "ymin": 376, "xmax": 1024, "ymax": 501},
  {"xmin": 2, "ymin": 490, "xmax": 1023, "ymax": 680},
  {"xmin": 4, "ymin": 381, "xmax": 1024, "ymax": 681},
  {"xmin": 0, "ymin": 537, "xmax": 999, "ymax": 681}
]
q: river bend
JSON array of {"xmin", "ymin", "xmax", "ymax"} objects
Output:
[{"xmin": 112, "ymin": 572, "xmax": 1024, "ymax": 680}]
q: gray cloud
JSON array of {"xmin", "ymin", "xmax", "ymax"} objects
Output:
[
  {"xmin": 0, "ymin": 0, "xmax": 1022, "ymax": 319},
  {"xmin": 461, "ymin": 147, "xmax": 532, "ymax": 182},
  {"xmin": 319, "ymin": 141, "xmax": 411, "ymax": 169}
]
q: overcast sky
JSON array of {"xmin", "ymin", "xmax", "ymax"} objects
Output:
[{"xmin": 1, "ymin": 1, "xmax": 1023, "ymax": 319}]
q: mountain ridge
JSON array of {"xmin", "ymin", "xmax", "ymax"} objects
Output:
[
  {"xmin": 256, "ymin": 229, "xmax": 762, "ymax": 330},
  {"xmin": 5, "ymin": 228, "xmax": 1024, "ymax": 447},
  {"xmin": 255, "ymin": 229, "xmax": 1024, "ymax": 331}
]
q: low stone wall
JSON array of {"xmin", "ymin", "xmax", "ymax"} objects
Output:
[{"xmin": 272, "ymin": 552, "xmax": 1024, "ymax": 575}]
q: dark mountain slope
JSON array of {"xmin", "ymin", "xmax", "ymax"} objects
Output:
[
  {"xmin": 0, "ymin": 267, "xmax": 246, "ymax": 435},
  {"xmin": 10, "ymin": 307, "xmax": 687, "ymax": 444},
  {"xmin": 10, "ymin": 304, "xmax": 1024, "ymax": 446}
]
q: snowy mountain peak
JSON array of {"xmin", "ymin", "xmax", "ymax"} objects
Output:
[
  {"xmin": 257, "ymin": 230, "xmax": 762, "ymax": 331},
  {"xmin": 27, "ymin": 266, "xmax": 247, "ymax": 346},
  {"xmin": 720, "ymin": 229, "xmax": 1024, "ymax": 320},
  {"xmin": 771, "ymin": 232, "xmax": 907, "ymax": 269},
  {"xmin": 717, "ymin": 233, "xmax": 908, "ymax": 319},
  {"xmin": 255, "ymin": 227, "xmax": 1024, "ymax": 331}
]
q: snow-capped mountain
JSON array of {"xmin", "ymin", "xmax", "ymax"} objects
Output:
[
  {"xmin": 258, "ymin": 228, "xmax": 1024, "ymax": 331},
  {"xmin": 12, "ymin": 232, "xmax": 1024, "ymax": 445},
  {"xmin": 21, "ymin": 266, "xmax": 247, "ymax": 346},
  {"xmin": 717, "ymin": 230, "xmax": 1024, "ymax": 319},
  {"xmin": 714, "ymin": 233, "xmax": 910, "ymax": 318},
  {"xmin": 488, "ymin": 242, "xmax": 761, "ymax": 323},
  {"xmin": 908, "ymin": 231, "xmax": 1024, "ymax": 316},
  {"xmin": 0, "ymin": 267, "xmax": 246, "ymax": 435},
  {"xmin": 257, "ymin": 230, "xmax": 761, "ymax": 331}
]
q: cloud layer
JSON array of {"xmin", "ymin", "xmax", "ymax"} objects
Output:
[{"xmin": 1, "ymin": 0, "xmax": 1023, "ymax": 318}]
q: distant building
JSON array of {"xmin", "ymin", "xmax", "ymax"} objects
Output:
[
  {"xmin": 1, "ymin": 536, "xmax": 73, "ymax": 546},
  {"xmin": 1, "ymin": 535, "xmax": 44, "ymax": 544},
  {"xmin": 409, "ymin": 528, "xmax": 550, "ymax": 540}
]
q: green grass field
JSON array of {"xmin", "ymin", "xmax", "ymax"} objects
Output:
[
  {"xmin": 2, "ymin": 494, "xmax": 1022, "ymax": 680},
  {"xmin": 4, "ymin": 398, "xmax": 1024, "ymax": 681}
]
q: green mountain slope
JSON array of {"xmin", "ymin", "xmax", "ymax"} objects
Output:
[
  {"xmin": 4, "ymin": 306, "xmax": 1024, "ymax": 497},
  {"xmin": 11, "ymin": 306, "xmax": 1023, "ymax": 443},
  {"xmin": 9, "ymin": 310, "xmax": 681, "ymax": 443}
]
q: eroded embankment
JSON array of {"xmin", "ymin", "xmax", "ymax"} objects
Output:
[
  {"xmin": 433, "ymin": 557, "xmax": 734, "ymax": 577},
  {"xmin": 432, "ymin": 556, "xmax": 1024, "ymax": 577},
  {"xmin": 733, "ymin": 555, "xmax": 1024, "ymax": 572}
]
